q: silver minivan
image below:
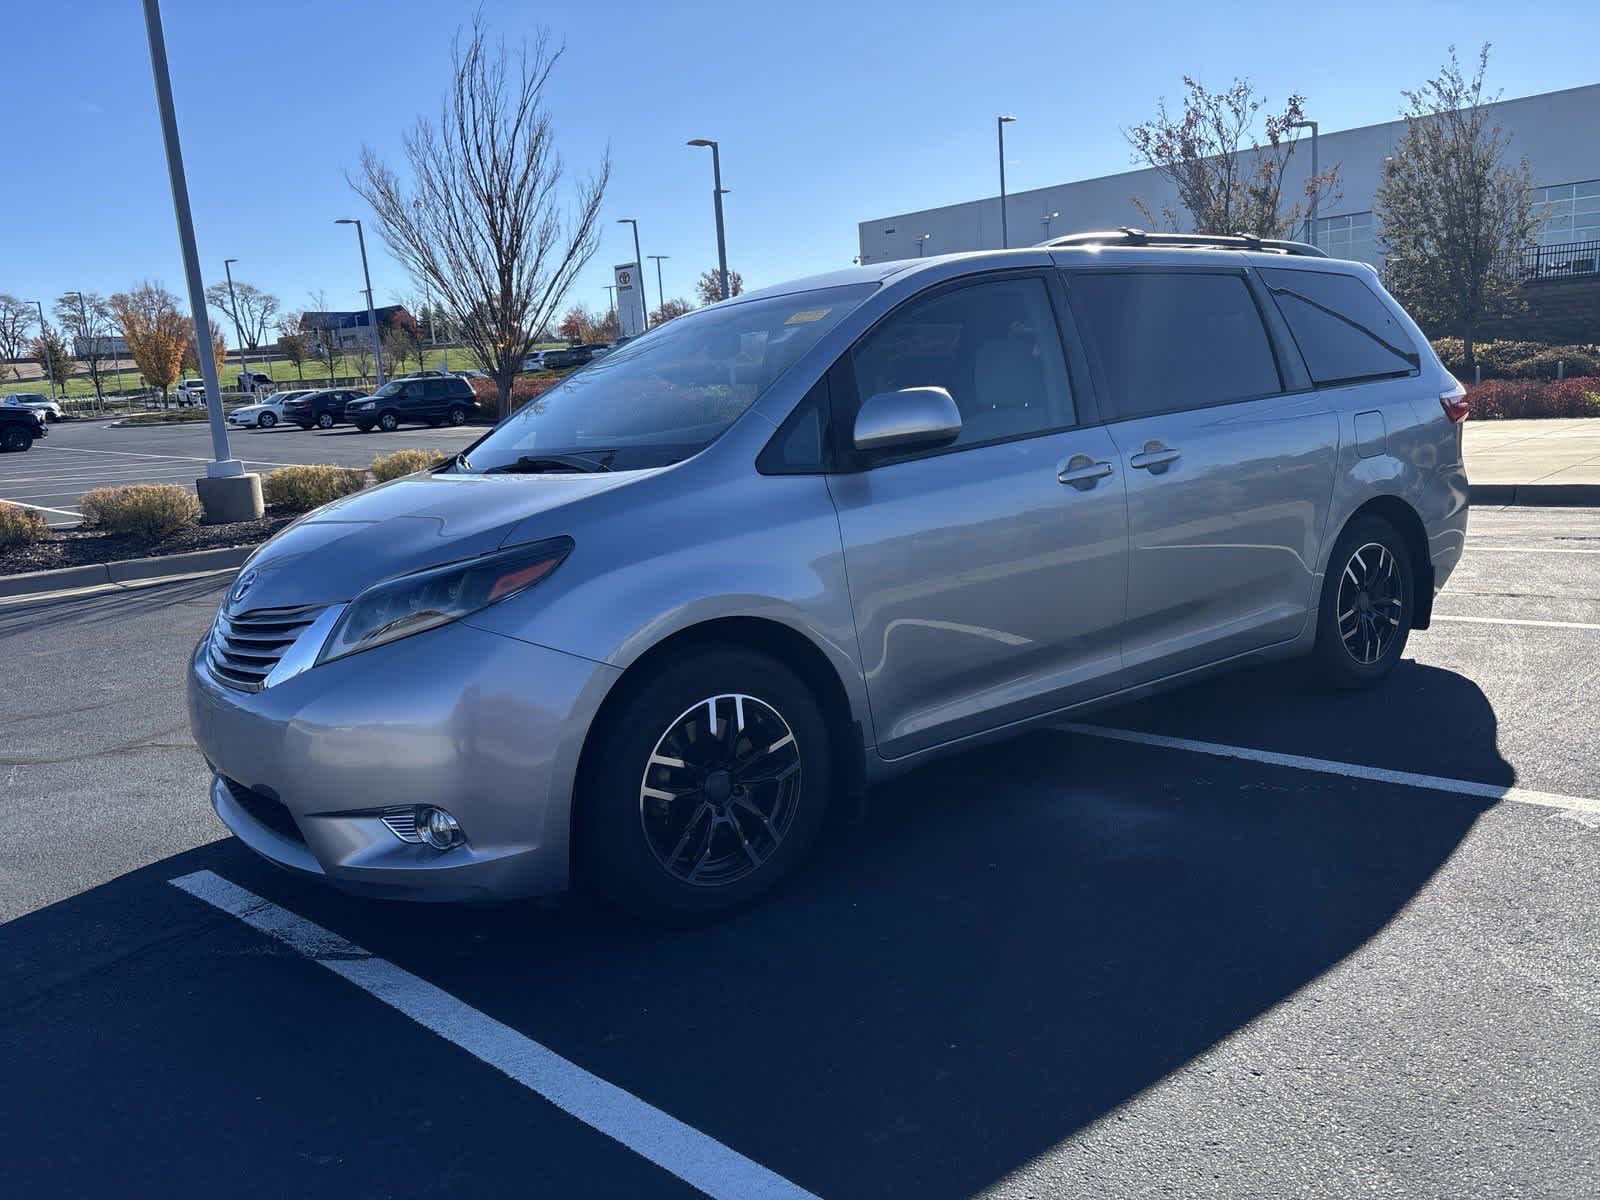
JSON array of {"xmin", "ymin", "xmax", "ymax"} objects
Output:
[{"xmin": 188, "ymin": 233, "xmax": 1470, "ymax": 918}]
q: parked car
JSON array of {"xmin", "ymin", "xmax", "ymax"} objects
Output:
[
  {"xmin": 521, "ymin": 351, "xmax": 550, "ymax": 372},
  {"xmin": 282, "ymin": 388, "xmax": 366, "ymax": 430},
  {"xmin": 2, "ymin": 392, "xmax": 62, "ymax": 423},
  {"xmin": 176, "ymin": 378, "xmax": 207, "ymax": 406},
  {"xmin": 189, "ymin": 235, "xmax": 1469, "ymax": 919},
  {"xmin": 228, "ymin": 390, "xmax": 312, "ymax": 429},
  {"xmin": 0, "ymin": 404, "xmax": 47, "ymax": 451},
  {"xmin": 345, "ymin": 375, "xmax": 478, "ymax": 432},
  {"xmin": 237, "ymin": 371, "xmax": 275, "ymax": 398},
  {"xmin": 537, "ymin": 345, "xmax": 594, "ymax": 369}
]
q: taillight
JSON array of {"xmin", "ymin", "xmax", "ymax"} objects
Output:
[{"xmin": 1440, "ymin": 382, "xmax": 1469, "ymax": 424}]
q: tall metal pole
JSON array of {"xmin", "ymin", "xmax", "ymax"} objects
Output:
[
  {"xmin": 649, "ymin": 254, "xmax": 669, "ymax": 319},
  {"xmin": 223, "ymin": 258, "xmax": 250, "ymax": 387},
  {"xmin": 618, "ymin": 219, "xmax": 647, "ymax": 330},
  {"xmin": 30, "ymin": 299, "xmax": 55, "ymax": 400},
  {"xmin": 139, "ymin": 0, "xmax": 236, "ymax": 472},
  {"xmin": 688, "ymin": 139, "xmax": 730, "ymax": 300},
  {"xmin": 1292, "ymin": 118, "xmax": 1320, "ymax": 245},
  {"xmin": 336, "ymin": 218, "xmax": 385, "ymax": 388},
  {"xmin": 997, "ymin": 115, "xmax": 1016, "ymax": 250}
]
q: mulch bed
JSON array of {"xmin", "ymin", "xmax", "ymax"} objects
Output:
[{"xmin": 1, "ymin": 513, "xmax": 298, "ymax": 577}]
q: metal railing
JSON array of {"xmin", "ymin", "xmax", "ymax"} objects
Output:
[{"xmin": 1494, "ymin": 239, "xmax": 1600, "ymax": 282}]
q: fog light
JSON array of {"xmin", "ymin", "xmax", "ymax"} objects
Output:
[{"xmin": 417, "ymin": 807, "xmax": 462, "ymax": 850}]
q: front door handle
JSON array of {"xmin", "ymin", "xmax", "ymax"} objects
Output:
[
  {"xmin": 1129, "ymin": 442, "xmax": 1181, "ymax": 473},
  {"xmin": 1057, "ymin": 456, "xmax": 1114, "ymax": 490}
]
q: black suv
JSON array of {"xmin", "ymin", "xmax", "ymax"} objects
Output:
[
  {"xmin": 0, "ymin": 405, "xmax": 47, "ymax": 451},
  {"xmin": 346, "ymin": 376, "xmax": 480, "ymax": 433},
  {"xmin": 282, "ymin": 388, "xmax": 367, "ymax": 430},
  {"xmin": 538, "ymin": 345, "xmax": 596, "ymax": 369}
]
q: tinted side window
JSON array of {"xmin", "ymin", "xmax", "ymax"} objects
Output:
[
  {"xmin": 1068, "ymin": 272, "xmax": 1281, "ymax": 419},
  {"xmin": 1260, "ymin": 267, "xmax": 1420, "ymax": 385},
  {"xmin": 851, "ymin": 275, "xmax": 1074, "ymax": 450}
]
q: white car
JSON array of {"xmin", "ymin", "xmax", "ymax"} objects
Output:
[
  {"xmin": 3, "ymin": 392, "xmax": 63, "ymax": 422},
  {"xmin": 227, "ymin": 391, "xmax": 309, "ymax": 429}
]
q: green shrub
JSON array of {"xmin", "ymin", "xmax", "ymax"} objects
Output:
[
  {"xmin": 370, "ymin": 448, "xmax": 446, "ymax": 482},
  {"xmin": 79, "ymin": 484, "xmax": 202, "ymax": 536},
  {"xmin": 261, "ymin": 465, "xmax": 368, "ymax": 511},
  {"xmin": 0, "ymin": 503, "xmax": 49, "ymax": 548},
  {"xmin": 1431, "ymin": 337, "xmax": 1600, "ymax": 380}
]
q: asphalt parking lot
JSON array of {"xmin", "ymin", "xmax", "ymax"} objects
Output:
[
  {"xmin": 2, "ymin": 506, "xmax": 1597, "ymax": 1198},
  {"xmin": 0, "ymin": 417, "xmax": 482, "ymax": 527}
]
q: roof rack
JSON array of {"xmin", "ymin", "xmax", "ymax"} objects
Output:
[{"xmin": 1043, "ymin": 227, "xmax": 1328, "ymax": 257}]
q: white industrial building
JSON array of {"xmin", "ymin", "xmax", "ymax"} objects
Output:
[{"xmin": 857, "ymin": 83, "xmax": 1600, "ymax": 269}]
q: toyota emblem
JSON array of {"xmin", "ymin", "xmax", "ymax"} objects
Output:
[{"xmin": 230, "ymin": 569, "xmax": 258, "ymax": 606}]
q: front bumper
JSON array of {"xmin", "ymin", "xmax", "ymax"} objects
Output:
[{"xmin": 188, "ymin": 618, "xmax": 620, "ymax": 901}]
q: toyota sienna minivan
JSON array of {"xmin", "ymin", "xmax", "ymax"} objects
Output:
[{"xmin": 189, "ymin": 231, "xmax": 1470, "ymax": 919}]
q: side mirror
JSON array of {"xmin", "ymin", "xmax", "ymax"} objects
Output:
[{"xmin": 852, "ymin": 386, "xmax": 962, "ymax": 454}]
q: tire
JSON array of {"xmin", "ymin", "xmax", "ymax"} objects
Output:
[
  {"xmin": 579, "ymin": 647, "xmax": 832, "ymax": 921},
  {"xmin": 1312, "ymin": 514, "xmax": 1415, "ymax": 689},
  {"xmin": 378, "ymin": 411, "xmax": 399, "ymax": 432},
  {"xmin": 1, "ymin": 427, "xmax": 32, "ymax": 452},
  {"xmin": 257, "ymin": 411, "xmax": 277, "ymax": 429},
  {"xmin": 354, "ymin": 424, "xmax": 373, "ymax": 433},
  {"xmin": 446, "ymin": 405, "xmax": 467, "ymax": 426},
  {"xmin": 317, "ymin": 412, "xmax": 335, "ymax": 429}
]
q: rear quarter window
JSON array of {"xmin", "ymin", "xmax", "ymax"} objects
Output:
[{"xmin": 1259, "ymin": 267, "xmax": 1420, "ymax": 386}]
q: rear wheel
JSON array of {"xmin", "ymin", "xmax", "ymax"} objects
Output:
[
  {"xmin": 447, "ymin": 405, "xmax": 468, "ymax": 426},
  {"xmin": 378, "ymin": 411, "xmax": 399, "ymax": 432},
  {"xmin": 1313, "ymin": 515, "xmax": 1414, "ymax": 689},
  {"xmin": 1, "ymin": 427, "xmax": 32, "ymax": 452},
  {"xmin": 317, "ymin": 411, "xmax": 335, "ymax": 429},
  {"xmin": 257, "ymin": 411, "xmax": 277, "ymax": 429},
  {"xmin": 579, "ymin": 648, "xmax": 832, "ymax": 921}
]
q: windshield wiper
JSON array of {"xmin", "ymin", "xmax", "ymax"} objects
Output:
[{"xmin": 484, "ymin": 450, "xmax": 615, "ymax": 474}]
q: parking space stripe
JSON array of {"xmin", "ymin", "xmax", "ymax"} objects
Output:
[
  {"xmin": 2, "ymin": 498, "xmax": 82, "ymax": 518},
  {"xmin": 168, "ymin": 870, "xmax": 820, "ymax": 1200},
  {"xmin": 1431, "ymin": 613, "xmax": 1600, "ymax": 632},
  {"xmin": 37, "ymin": 445, "xmax": 304, "ymax": 468},
  {"xmin": 1058, "ymin": 722, "xmax": 1600, "ymax": 816},
  {"xmin": 1461, "ymin": 546, "xmax": 1600, "ymax": 555}
]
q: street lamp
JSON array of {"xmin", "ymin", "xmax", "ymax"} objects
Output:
[
  {"xmin": 617, "ymin": 218, "xmax": 648, "ymax": 331},
  {"xmin": 26, "ymin": 299, "xmax": 54, "ymax": 400},
  {"xmin": 997, "ymin": 114, "xmax": 1016, "ymax": 249},
  {"xmin": 915, "ymin": 234, "xmax": 931, "ymax": 256},
  {"xmin": 603, "ymin": 285, "xmax": 616, "ymax": 333},
  {"xmin": 335, "ymin": 218, "xmax": 384, "ymax": 389},
  {"xmin": 1041, "ymin": 210, "xmax": 1060, "ymax": 239},
  {"xmin": 1290, "ymin": 118, "xmax": 1319, "ymax": 246},
  {"xmin": 222, "ymin": 257, "xmax": 250, "ymax": 386},
  {"xmin": 687, "ymin": 138, "xmax": 730, "ymax": 300},
  {"xmin": 647, "ymin": 254, "xmax": 670, "ymax": 321}
]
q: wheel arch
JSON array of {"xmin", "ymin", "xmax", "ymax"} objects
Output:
[{"xmin": 1331, "ymin": 494, "xmax": 1434, "ymax": 629}]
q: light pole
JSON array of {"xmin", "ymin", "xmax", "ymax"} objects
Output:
[
  {"xmin": 616, "ymin": 218, "xmax": 648, "ymax": 331},
  {"xmin": 139, "ymin": 0, "xmax": 256, "ymax": 520},
  {"xmin": 1041, "ymin": 210, "xmax": 1060, "ymax": 239},
  {"xmin": 27, "ymin": 299, "xmax": 55, "ymax": 400},
  {"xmin": 222, "ymin": 258, "xmax": 250, "ymax": 388},
  {"xmin": 335, "ymin": 218, "xmax": 384, "ymax": 388},
  {"xmin": 61, "ymin": 291, "xmax": 96, "ymax": 412},
  {"xmin": 997, "ymin": 114, "xmax": 1016, "ymax": 249},
  {"xmin": 648, "ymin": 254, "xmax": 670, "ymax": 321},
  {"xmin": 603, "ymin": 285, "xmax": 616, "ymax": 327},
  {"xmin": 915, "ymin": 234, "xmax": 931, "ymax": 256},
  {"xmin": 687, "ymin": 138, "xmax": 730, "ymax": 300},
  {"xmin": 1290, "ymin": 118, "xmax": 1319, "ymax": 245}
]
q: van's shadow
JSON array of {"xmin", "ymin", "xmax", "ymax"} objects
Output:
[{"xmin": 2, "ymin": 661, "xmax": 1507, "ymax": 1198}]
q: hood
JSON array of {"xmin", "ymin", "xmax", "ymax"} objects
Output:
[{"xmin": 233, "ymin": 470, "xmax": 648, "ymax": 610}]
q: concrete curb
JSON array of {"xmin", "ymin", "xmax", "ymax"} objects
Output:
[
  {"xmin": 1469, "ymin": 483, "xmax": 1600, "ymax": 506},
  {"xmin": 0, "ymin": 544, "xmax": 253, "ymax": 600}
]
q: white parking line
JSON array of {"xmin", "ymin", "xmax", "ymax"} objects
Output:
[
  {"xmin": 1058, "ymin": 722, "xmax": 1600, "ymax": 816},
  {"xmin": 1431, "ymin": 613, "xmax": 1600, "ymax": 632},
  {"xmin": 1461, "ymin": 546, "xmax": 1600, "ymax": 555},
  {"xmin": 168, "ymin": 870, "xmax": 819, "ymax": 1200},
  {"xmin": 37, "ymin": 445, "xmax": 304, "ymax": 468},
  {"xmin": 1, "ymin": 498, "xmax": 82, "ymax": 518}
]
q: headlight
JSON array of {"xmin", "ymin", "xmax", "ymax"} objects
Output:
[{"xmin": 316, "ymin": 537, "xmax": 573, "ymax": 664}]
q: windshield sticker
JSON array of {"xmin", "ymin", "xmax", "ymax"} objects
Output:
[{"xmin": 784, "ymin": 308, "xmax": 831, "ymax": 325}]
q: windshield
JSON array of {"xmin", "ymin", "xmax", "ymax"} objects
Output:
[{"xmin": 458, "ymin": 283, "xmax": 873, "ymax": 472}]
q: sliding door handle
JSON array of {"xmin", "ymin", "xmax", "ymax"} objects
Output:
[{"xmin": 1057, "ymin": 456, "xmax": 1114, "ymax": 490}]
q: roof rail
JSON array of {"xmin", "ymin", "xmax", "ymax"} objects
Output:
[{"xmin": 1043, "ymin": 228, "xmax": 1329, "ymax": 258}]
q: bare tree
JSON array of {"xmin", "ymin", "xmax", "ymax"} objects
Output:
[
  {"xmin": 204, "ymin": 279, "xmax": 279, "ymax": 351},
  {"xmin": 695, "ymin": 269, "xmax": 744, "ymax": 306},
  {"xmin": 352, "ymin": 16, "xmax": 609, "ymax": 418},
  {"xmin": 55, "ymin": 290, "xmax": 115, "ymax": 409},
  {"xmin": 1376, "ymin": 45, "xmax": 1534, "ymax": 377},
  {"xmin": 305, "ymin": 291, "xmax": 340, "ymax": 381},
  {"xmin": 276, "ymin": 313, "xmax": 309, "ymax": 382},
  {"xmin": 1127, "ymin": 77, "xmax": 1339, "ymax": 238},
  {"xmin": 350, "ymin": 338, "xmax": 373, "ymax": 386},
  {"xmin": 0, "ymin": 295, "xmax": 34, "ymax": 380}
]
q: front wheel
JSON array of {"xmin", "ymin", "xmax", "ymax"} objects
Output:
[
  {"xmin": 579, "ymin": 648, "xmax": 832, "ymax": 921},
  {"xmin": 257, "ymin": 411, "xmax": 277, "ymax": 428},
  {"xmin": 378, "ymin": 411, "xmax": 399, "ymax": 432},
  {"xmin": 317, "ymin": 412, "xmax": 335, "ymax": 429},
  {"xmin": 1, "ymin": 427, "xmax": 32, "ymax": 451},
  {"xmin": 1312, "ymin": 515, "xmax": 1414, "ymax": 689}
]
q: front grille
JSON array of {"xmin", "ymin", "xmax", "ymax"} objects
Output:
[
  {"xmin": 221, "ymin": 776, "xmax": 305, "ymax": 845},
  {"xmin": 207, "ymin": 603, "xmax": 325, "ymax": 691}
]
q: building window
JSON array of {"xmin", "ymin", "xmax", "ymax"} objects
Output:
[
  {"xmin": 1530, "ymin": 180, "xmax": 1600, "ymax": 247},
  {"xmin": 1314, "ymin": 212, "xmax": 1376, "ymax": 264}
]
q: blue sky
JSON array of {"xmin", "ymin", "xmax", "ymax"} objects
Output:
[{"xmin": 3, "ymin": 0, "xmax": 1594, "ymax": 334}]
